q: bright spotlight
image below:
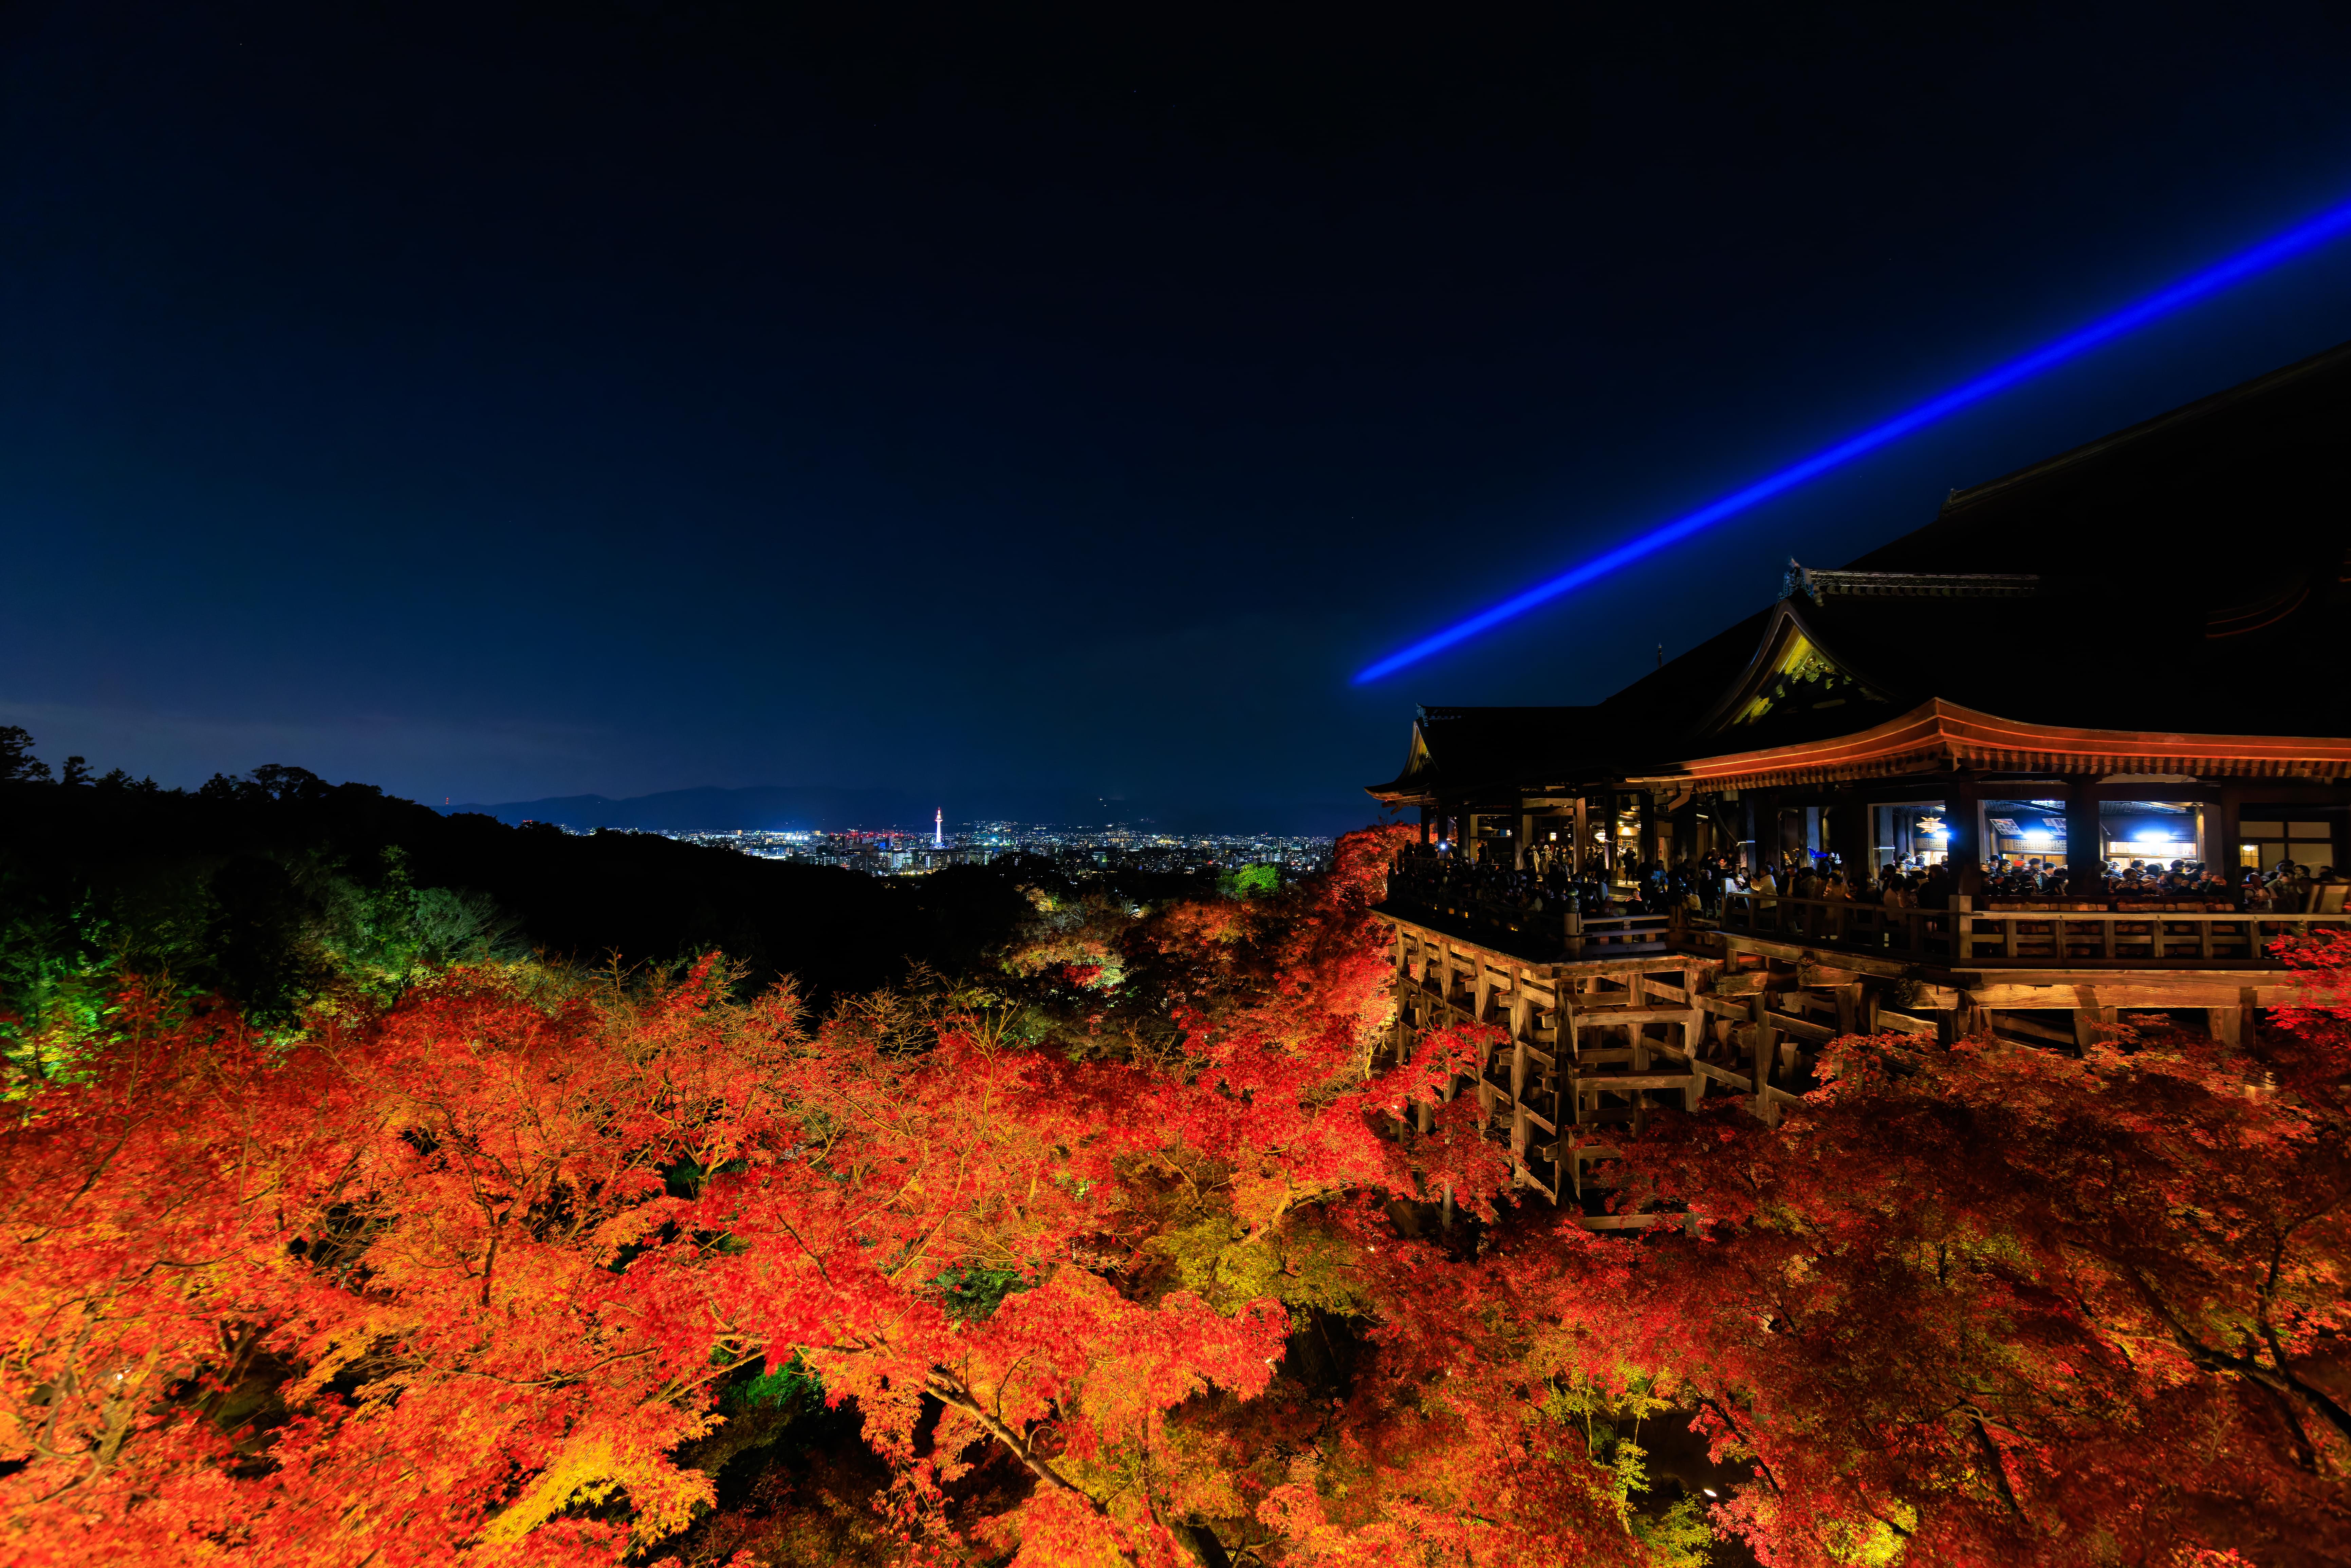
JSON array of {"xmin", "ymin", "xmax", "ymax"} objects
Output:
[{"xmin": 1353, "ymin": 193, "xmax": 2351, "ymax": 684}]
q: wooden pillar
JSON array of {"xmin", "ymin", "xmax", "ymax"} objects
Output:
[
  {"xmin": 1475, "ymin": 1018, "xmax": 1496, "ymax": 1131},
  {"xmin": 1748, "ymin": 993, "xmax": 1776, "ymax": 1124},
  {"xmin": 2065, "ymin": 776, "xmax": 2103, "ymax": 897},
  {"xmin": 1509, "ymin": 974, "xmax": 1532, "ymax": 1174},
  {"xmin": 1561, "ymin": 989, "xmax": 1584, "ymax": 1126},
  {"xmin": 1946, "ymin": 779, "xmax": 1984, "ymax": 899},
  {"xmin": 1516, "ymin": 809, "xmax": 1534, "ymax": 871},
  {"xmin": 1831, "ymin": 788, "xmax": 1870, "ymax": 882},
  {"xmin": 1418, "ymin": 803, "xmax": 1432, "ymax": 846},
  {"xmin": 1747, "ymin": 788, "xmax": 1777, "ymax": 876},
  {"xmin": 2213, "ymin": 787, "xmax": 2244, "ymax": 905},
  {"xmin": 1389, "ymin": 926, "xmax": 1408, "ymax": 1067},
  {"xmin": 1678, "ymin": 984, "xmax": 1706, "ymax": 1108},
  {"xmin": 1603, "ymin": 788, "xmax": 1620, "ymax": 881}
]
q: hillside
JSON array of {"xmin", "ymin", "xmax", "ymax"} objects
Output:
[{"xmin": 0, "ymin": 768, "xmax": 1039, "ymax": 1025}]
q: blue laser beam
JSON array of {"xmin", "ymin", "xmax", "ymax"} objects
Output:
[{"xmin": 1352, "ymin": 194, "xmax": 2351, "ymax": 685}]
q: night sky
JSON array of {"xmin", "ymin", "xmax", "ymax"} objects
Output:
[{"xmin": 11, "ymin": 5, "xmax": 2351, "ymax": 831}]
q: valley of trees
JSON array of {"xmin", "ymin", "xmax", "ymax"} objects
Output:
[{"xmin": 4, "ymin": 739, "xmax": 2347, "ymax": 1566}]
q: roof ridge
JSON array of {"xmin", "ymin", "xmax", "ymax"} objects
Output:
[{"xmin": 1937, "ymin": 334, "xmax": 2351, "ymax": 514}]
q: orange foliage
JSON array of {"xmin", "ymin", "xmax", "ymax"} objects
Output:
[{"xmin": 6, "ymin": 828, "xmax": 2348, "ymax": 1566}]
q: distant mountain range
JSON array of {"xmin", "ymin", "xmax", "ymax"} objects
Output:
[{"xmin": 444, "ymin": 784, "xmax": 1384, "ymax": 837}]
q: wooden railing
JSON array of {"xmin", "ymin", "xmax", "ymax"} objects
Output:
[
  {"xmin": 1719, "ymin": 891, "xmax": 2351, "ymax": 965},
  {"xmin": 1379, "ymin": 890, "xmax": 1676, "ymax": 960},
  {"xmin": 1380, "ymin": 862, "xmax": 1689, "ymax": 959}
]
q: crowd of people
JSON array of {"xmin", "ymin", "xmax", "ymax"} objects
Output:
[
  {"xmin": 1386, "ymin": 841, "xmax": 1699, "ymax": 926},
  {"xmin": 1725, "ymin": 852, "xmax": 2345, "ymax": 914},
  {"xmin": 1385, "ymin": 840, "xmax": 2346, "ymax": 951}
]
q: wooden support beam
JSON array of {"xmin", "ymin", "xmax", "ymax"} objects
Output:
[
  {"xmin": 1691, "ymin": 1059, "xmax": 1750, "ymax": 1092},
  {"xmin": 1987, "ymin": 1011, "xmax": 2079, "ymax": 1048},
  {"xmin": 1580, "ymin": 1073, "xmax": 1698, "ymax": 1093},
  {"xmin": 1717, "ymin": 937, "xmax": 1957, "ymax": 986},
  {"xmin": 1765, "ymin": 1011, "xmax": 1837, "ymax": 1044},
  {"xmin": 1566, "ymin": 1006, "xmax": 1696, "ymax": 1027},
  {"xmin": 1964, "ymin": 980, "xmax": 2311, "ymax": 1008}
]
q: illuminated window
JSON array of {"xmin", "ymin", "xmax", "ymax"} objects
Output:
[{"xmin": 2241, "ymin": 818, "xmax": 2338, "ymax": 870}]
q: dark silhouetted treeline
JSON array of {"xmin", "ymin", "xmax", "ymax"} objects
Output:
[{"xmin": 0, "ymin": 760, "xmax": 1055, "ymax": 1030}]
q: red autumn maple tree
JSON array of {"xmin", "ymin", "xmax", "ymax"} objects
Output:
[
  {"xmin": 1583, "ymin": 931, "xmax": 2351, "ymax": 1566},
  {"xmin": 1, "ymin": 965, "xmax": 812, "ymax": 1566},
  {"xmin": 6, "ymin": 829, "xmax": 2348, "ymax": 1566},
  {"xmin": 1, "ymin": 828, "xmax": 1548, "ymax": 1567}
]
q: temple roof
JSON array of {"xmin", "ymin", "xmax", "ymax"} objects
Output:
[
  {"xmin": 1369, "ymin": 338, "xmax": 2351, "ymax": 802},
  {"xmin": 1363, "ymin": 705, "xmax": 1614, "ymax": 798}
]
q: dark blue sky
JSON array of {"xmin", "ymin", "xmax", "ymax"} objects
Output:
[{"xmin": 9, "ymin": 4, "xmax": 2351, "ymax": 830}]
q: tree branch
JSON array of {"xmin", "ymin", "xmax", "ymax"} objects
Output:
[{"xmin": 926, "ymin": 1374, "xmax": 1101, "ymax": 1509}]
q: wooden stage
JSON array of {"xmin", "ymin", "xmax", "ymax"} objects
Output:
[{"xmin": 1373, "ymin": 900, "xmax": 2347, "ymax": 1230}]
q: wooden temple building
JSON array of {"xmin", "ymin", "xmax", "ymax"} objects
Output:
[{"xmin": 1365, "ymin": 339, "xmax": 2351, "ymax": 1221}]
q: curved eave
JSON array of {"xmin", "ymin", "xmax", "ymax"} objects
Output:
[
  {"xmin": 1365, "ymin": 776, "xmax": 1434, "ymax": 805},
  {"xmin": 1630, "ymin": 699, "xmax": 2351, "ymax": 791}
]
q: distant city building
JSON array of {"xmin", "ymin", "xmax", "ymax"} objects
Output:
[{"xmin": 649, "ymin": 820, "xmax": 1335, "ymax": 879}]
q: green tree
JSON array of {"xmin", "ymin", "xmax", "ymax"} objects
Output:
[{"xmin": 1218, "ymin": 861, "xmax": 1280, "ymax": 899}]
